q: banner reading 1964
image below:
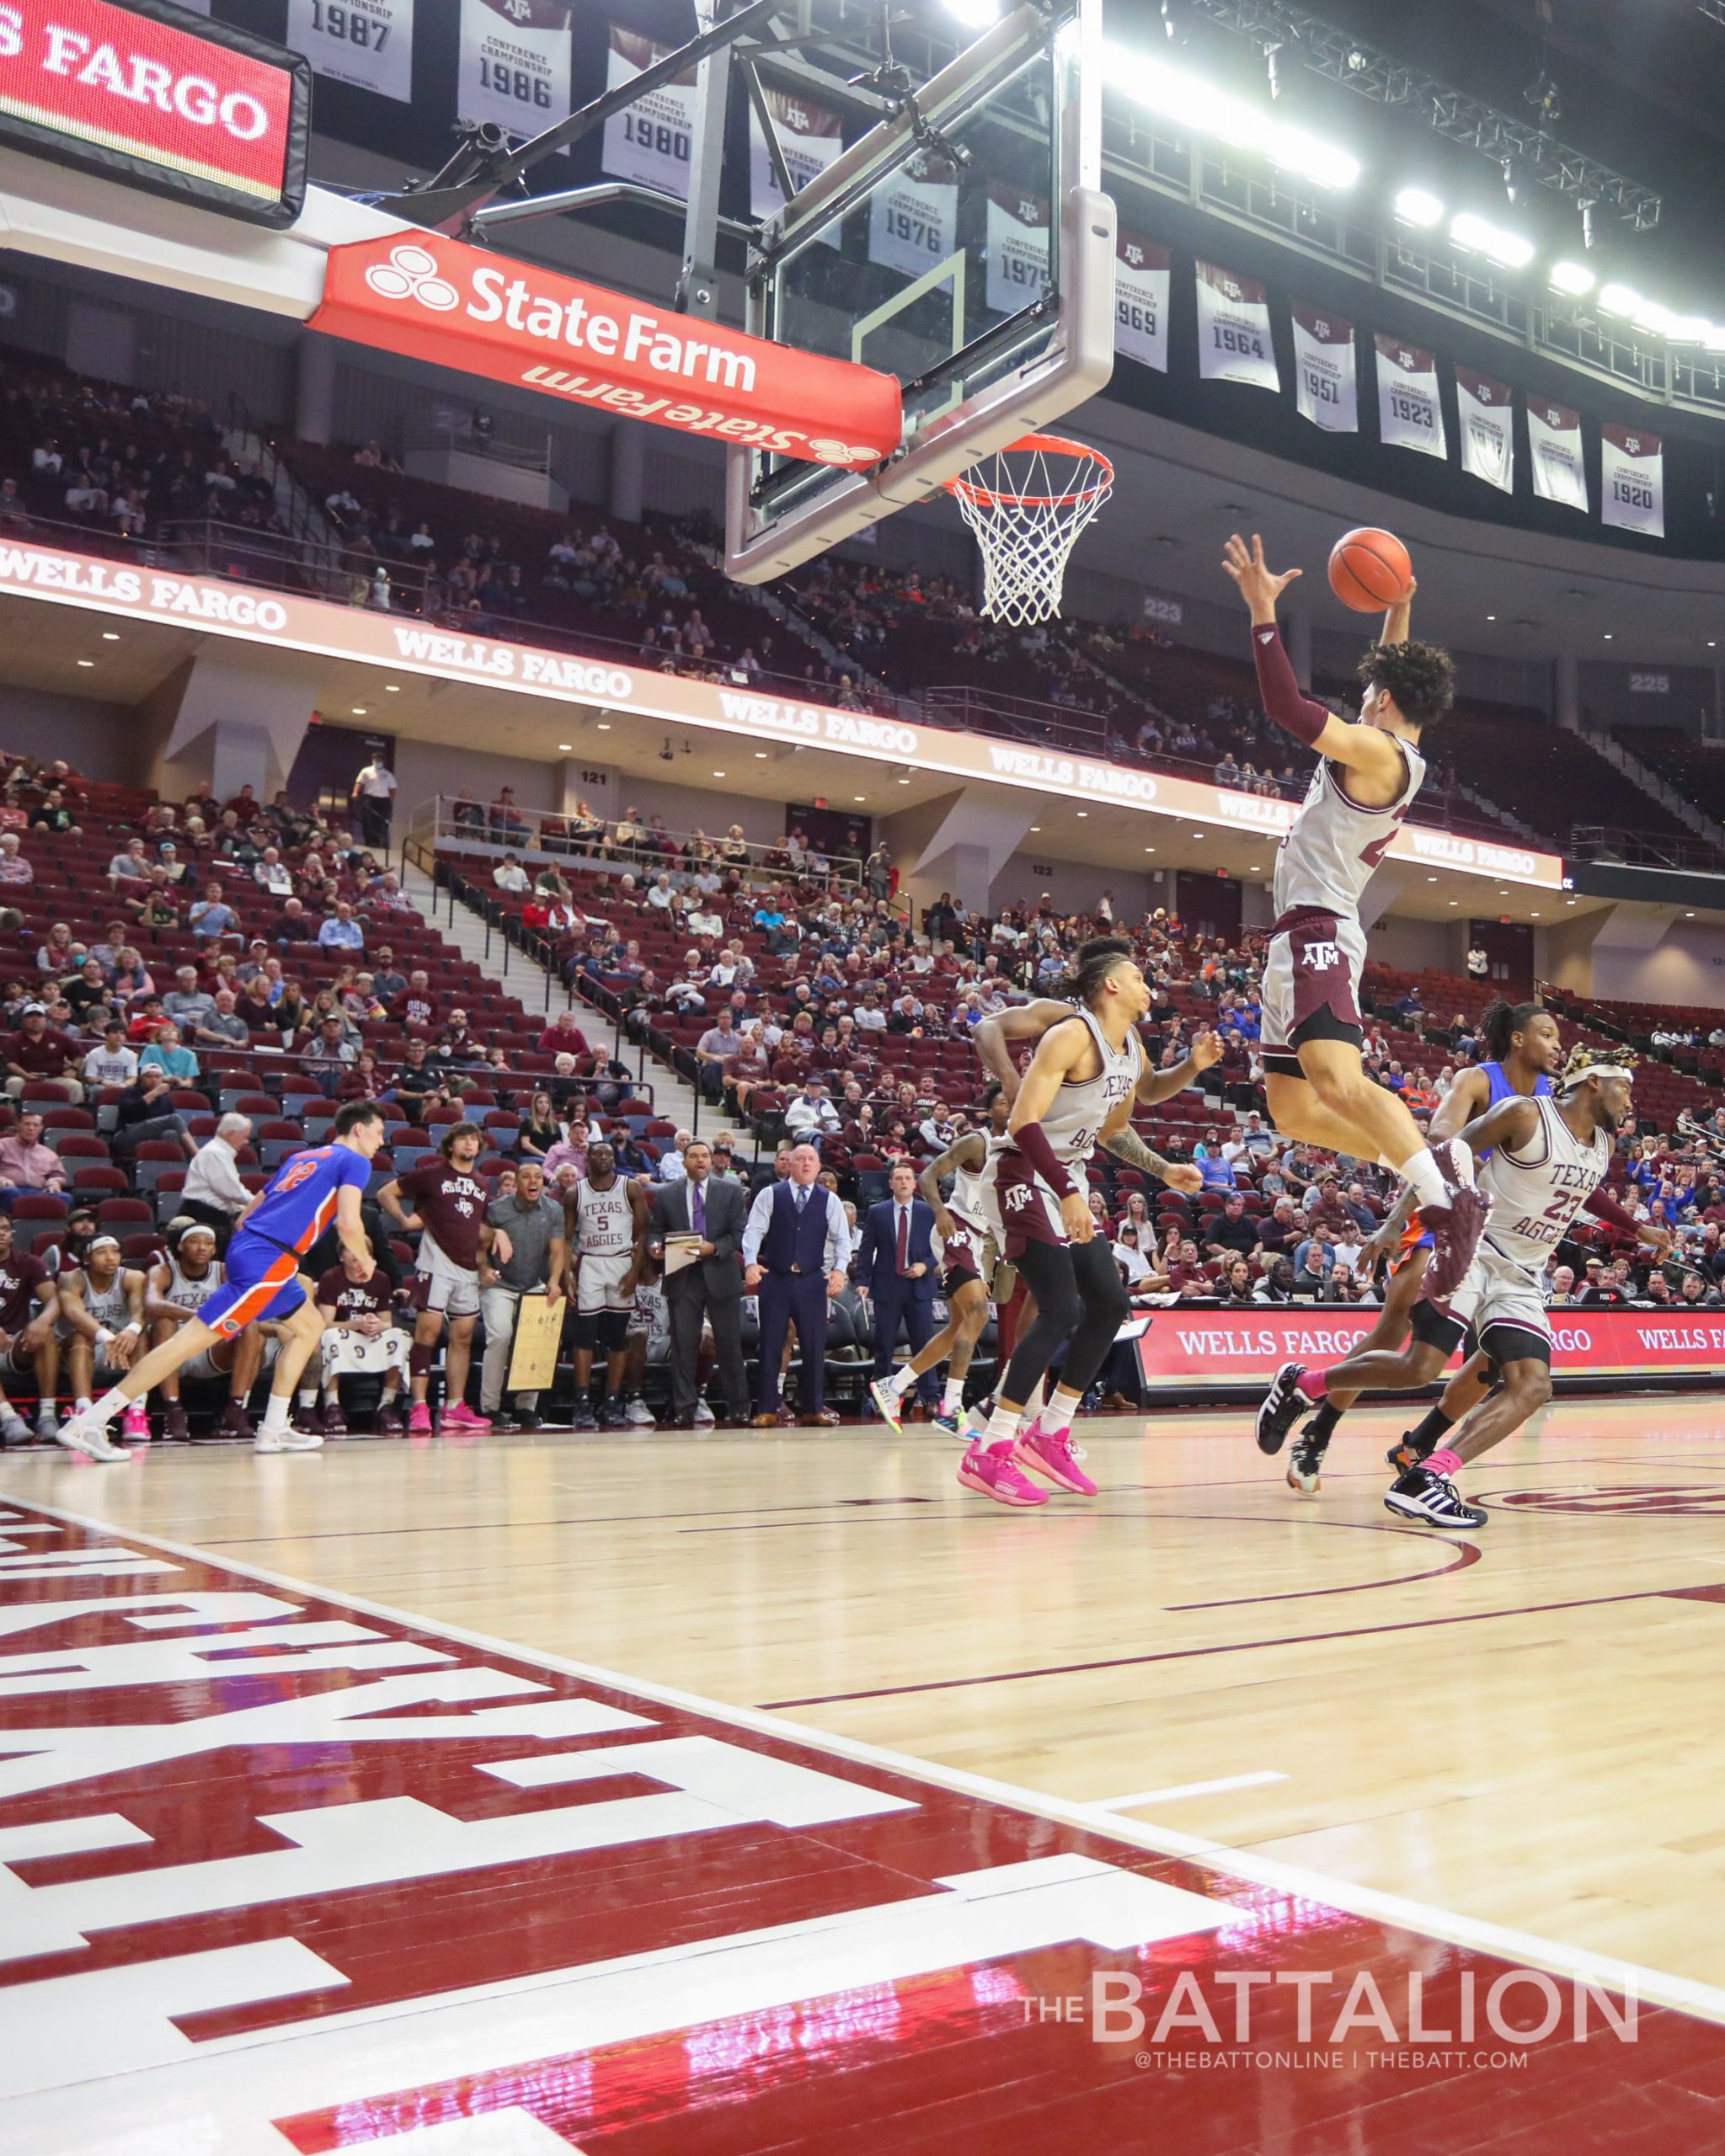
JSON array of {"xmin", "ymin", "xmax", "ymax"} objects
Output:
[
  {"xmin": 457, "ymin": 0, "xmax": 571, "ymax": 145},
  {"xmin": 286, "ymin": 0, "xmax": 414, "ymax": 103},
  {"xmin": 1194, "ymin": 261, "xmax": 1279, "ymax": 391}
]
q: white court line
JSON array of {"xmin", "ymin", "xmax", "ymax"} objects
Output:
[
  {"xmin": 1086, "ymin": 1770, "xmax": 1288, "ymax": 1812},
  {"xmin": 17, "ymin": 1494, "xmax": 1725, "ymax": 2034}
]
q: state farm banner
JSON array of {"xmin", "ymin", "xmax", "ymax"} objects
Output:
[
  {"xmin": 867, "ymin": 162, "xmax": 957, "ymax": 279},
  {"xmin": 1135, "ymin": 1305, "xmax": 1725, "ymax": 1390},
  {"xmin": 1114, "ymin": 232, "xmax": 1169, "ymax": 372},
  {"xmin": 1455, "ymin": 365, "xmax": 1514, "ymax": 494},
  {"xmin": 1194, "ymin": 261, "xmax": 1279, "ymax": 390},
  {"xmin": 457, "ymin": 0, "xmax": 571, "ymax": 147},
  {"xmin": 1528, "ymin": 397, "xmax": 1589, "ymax": 512},
  {"xmin": 310, "ymin": 230, "xmax": 900, "ymax": 469},
  {"xmin": 749, "ymin": 84, "xmax": 842, "ymax": 226},
  {"xmin": 601, "ymin": 24, "xmax": 695, "ymax": 198},
  {"xmin": 1375, "ymin": 335, "xmax": 1445, "ymax": 458},
  {"xmin": 1290, "ymin": 302, "xmax": 1355, "ymax": 432},
  {"xmin": 985, "ymin": 186, "xmax": 1050, "ymax": 316},
  {"xmin": 286, "ymin": 0, "xmax": 413, "ymax": 101},
  {"xmin": 1600, "ymin": 421, "xmax": 1664, "ymax": 537}
]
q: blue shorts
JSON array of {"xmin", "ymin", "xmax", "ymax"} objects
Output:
[{"xmin": 199, "ymin": 1230, "xmax": 310, "ymax": 1338}]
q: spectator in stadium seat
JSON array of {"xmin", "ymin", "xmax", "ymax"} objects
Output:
[
  {"xmin": 108, "ymin": 836, "xmax": 150, "ymax": 885},
  {"xmin": 0, "ymin": 1110, "xmax": 66, "ymax": 1197},
  {"xmin": 194, "ymin": 989, "xmax": 251, "ymax": 1049},
  {"xmin": 270, "ymin": 895, "xmax": 317, "ymax": 945},
  {"xmin": 182, "ymin": 1114, "xmax": 254, "ymax": 1243},
  {"xmin": 186, "ymin": 882, "xmax": 240, "ymax": 940},
  {"xmin": 493, "ymin": 852, "xmax": 530, "ymax": 894},
  {"xmin": 401, "ymin": 971, "xmax": 435, "ymax": 1028},
  {"xmin": 785, "ymin": 1080, "xmax": 841, "ymax": 1144},
  {"xmin": 318, "ymin": 901, "xmax": 365, "ymax": 952},
  {"xmin": 537, "ymin": 1011, "xmax": 590, "ymax": 1059},
  {"xmin": 1202, "ymin": 1193, "xmax": 1258, "ymax": 1260},
  {"xmin": 81, "ymin": 1020, "xmax": 137, "ymax": 1091},
  {"xmin": 140, "ymin": 1021, "xmax": 199, "ymax": 1085},
  {"xmin": 541, "ymin": 1119, "xmax": 590, "ymax": 1182},
  {"xmin": 1292, "ymin": 1224, "xmax": 1335, "ymax": 1295},
  {"xmin": 372, "ymin": 950, "xmax": 407, "ymax": 1005},
  {"xmin": 163, "ymin": 965, "xmax": 216, "ymax": 1035},
  {"xmin": 0, "ymin": 832, "xmax": 32, "ymax": 890},
  {"xmin": 5, "ymin": 1002, "xmax": 83, "ymax": 1100}
]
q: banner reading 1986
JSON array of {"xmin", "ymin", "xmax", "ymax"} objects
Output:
[{"xmin": 456, "ymin": 0, "xmax": 571, "ymax": 145}]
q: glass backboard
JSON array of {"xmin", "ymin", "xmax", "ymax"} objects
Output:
[{"xmin": 724, "ymin": 0, "xmax": 1113, "ymax": 585}]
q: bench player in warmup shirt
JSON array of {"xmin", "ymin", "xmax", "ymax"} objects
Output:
[
  {"xmin": 0, "ymin": 1213, "xmax": 61, "ymax": 1445},
  {"xmin": 299, "ymin": 1246, "xmax": 408, "ymax": 1435},
  {"xmin": 380, "ymin": 1120, "xmax": 492, "ymax": 1435},
  {"xmin": 563, "ymin": 1139, "xmax": 654, "ymax": 1431},
  {"xmin": 57, "ymin": 1236, "xmax": 148, "ymax": 1439},
  {"xmin": 1275, "ymin": 1001, "xmax": 1565, "ymax": 1495},
  {"xmin": 143, "ymin": 1219, "xmax": 276, "ymax": 1442},
  {"xmin": 1220, "ymin": 532, "xmax": 1488, "ymax": 1304},
  {"xmin": 959, "ymin": 940, "xmax": 1216, "ymax": 1508},
  {"xmin": 871, "ymin": 1086, "xmax": 1015, "ymax": 1441},
  {"xmin": 1259, "ymin": 1048, "xmax": 1667, "ymax": 1529},
  {"xmin": 57, "ymin": 1100, "xmax": 389, "ymax": 1460}
]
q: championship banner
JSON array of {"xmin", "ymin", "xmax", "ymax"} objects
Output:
[
  {"xmin": 1135, "ymin": 1305, "xmax": 1725, "ymax": 1391},
  {"xmin": 985, "ymin": 186, "xmax": 1050, "ymax": 316},
  {"xmin": 1375, "ymin": 335, "xmax": 1445, "ymax": 459},
  {"xmin": 311, "ymin": 228, "xmax": 901, "ymax": 468},
  {"xmin": 1528, "ymin": 397, "xmax": 1589, "ymax": 511},
  {"xmin": 457, "ymin": 0, "xmax": 571, "ymax": 147},
  {"xmin": 749, "ymin": 84, "xmax": 842, "ymax": 227},
  {"xmin": 1290, "ymin": 302, "xmax": 1356, "ymax": 432},
  {"xmin": 601, "ymin": 24, "xmax": 695, "ymax": 198},
  {"xmin": 866, "ymin": 162, "xmax": 957, "ymax": 280},
  {"xmin": 1601, "ymin": 422, "xmax": 1664, "ymax": 537},
  {"xmin": 506, "ymin": 1292, "xmax": 564, "ymax": 1390},
  {"xmin": 286, "ymin": 0, "xmax": 413, "ymax": 102},
  {"xmin": 1194, "ymin": 261, "xmax": 1279, "ymax": 390},
  {"xmin": 1114, "ymin": 232, "xmax": 1169, "ymax": 372},
  {"xmin": 1455, "ymin": 365, "xmax": 1514, "ymax": 494}
]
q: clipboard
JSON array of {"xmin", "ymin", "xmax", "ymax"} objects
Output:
[
  {"xmin": 506, "ymin": 1293, "xmax": 565, "ymax": 1390},
  {"xmin": 663, "ymin": 1232, "xmax": 704, "ymax": 1278}
]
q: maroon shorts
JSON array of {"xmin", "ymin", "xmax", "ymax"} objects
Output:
[
  {"xmin": 1262, "ymin": 906, "xmax": 1366, "ymax": 1076},
  {"xmin": 991, "ymin": 1148, "xmax": 1066, "ymax": 1261},
  {"xmin": 940, "ymin": 1216, "xmax": 996, "ymax": 1295}
]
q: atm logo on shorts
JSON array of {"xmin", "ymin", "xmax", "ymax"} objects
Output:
[{"xmin": 1302, "ymin": 940, "xmax": 1341, "ymax": 969}]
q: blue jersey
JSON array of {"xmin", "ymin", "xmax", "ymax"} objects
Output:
[
  {"xmin": 242, "ymin": 1144, "xmax": 371, "ymax": 1256},
  {"xmin": 1477, "ymin": 1059, "xmax": 1551, "ymax": 1162}
]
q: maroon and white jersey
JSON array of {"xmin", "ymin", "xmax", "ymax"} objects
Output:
[
  {"xmin": 0, "ymin": 1251, "xmax": 49, "ymax": 1333},
  {"xmin": 398, "ymin": 1160, "xmax": 487, "ymax": 1271},
  {"xmin": 1477, "ymin": 1095, "xmax": 1610, "ymax": 1278},
  {"xmin": 1274, "ymin": 725, "xmax": 1425, "ymax": 922},
  {"xmin": 315, "ymin": 1265, "xmax": 394, "ymax": 1323},
  {"xmin": 980, "ymin": 1006, "xmax": 1143, "ymax": 1235}
]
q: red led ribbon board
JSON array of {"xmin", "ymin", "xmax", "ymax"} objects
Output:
[
  {"xmin": 312, "ymin": 228, "xmax": 904, "ymax": 470},
  {"xmin": 0, "ymin": 0, "xmax": 307, "ymax": 226}
]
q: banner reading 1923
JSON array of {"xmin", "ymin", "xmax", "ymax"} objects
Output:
[
  {"xmin": 286, "ymin": 0, "xmax": 414, "ymax": 103},
  {"xmin": 456, "ymin": 0, "xmax": 571, "ymax": 144}
]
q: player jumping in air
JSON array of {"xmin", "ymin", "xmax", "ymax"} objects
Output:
[
  {"xmin": 1280, "ymin": 1000, "xmax": 1565, "ymax": 1493},
  {"xmin": 1259, "ymin": 1049, "xmax": 1666, "ymax": 1529},
  {"xmin": 1221, "ymin": 533, "xmax": 1487, "ymax": 1300},
  {"xmin": 56, "ymin": 1101, "xmax": 390, "ymax": 1460}
]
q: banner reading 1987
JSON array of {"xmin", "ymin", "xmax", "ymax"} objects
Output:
[{"xmin": 286, "ymin": 0, "xmax": 413, "ymax": 103}]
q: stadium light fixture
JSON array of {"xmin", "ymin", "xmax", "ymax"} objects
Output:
[
  {"xmin": 1549, "ymin": 259, "xmax": 1595, "ymax": 296},
  {"xmin": 1449, "ymin": 211, "xmax": 1535, "ymax": 269},
  {"xmin": 1394, "ymin": 186, "xmax": 1444, "ymax": 227},
  {"xmin": 1104, "ymin": 45, "xmax": 1360, "ymax": 189},
  {"xmin": 1596, "ymin": 282, "xmax": 1642, "ymax": 316},
  {"xmin": 943, "ymin": 0, "xmax": 1001, "ymax": 25}
]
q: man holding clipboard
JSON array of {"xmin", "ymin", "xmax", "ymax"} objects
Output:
[
  {"xmin": 478, "ymin": 1159, "xmax": 566, "ymax": 1431},
  {"xmin": 648, "ymin": 1138, "xmax": 749, "ymax": 1427}
]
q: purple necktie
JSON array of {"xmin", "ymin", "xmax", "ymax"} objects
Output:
[{"xmin": 692, "ymin": 1182, "xmax": 705, "ymax": 1237}]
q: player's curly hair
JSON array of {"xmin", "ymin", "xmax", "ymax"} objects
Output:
[
  {"xmin": 1561, "ymin": 1044, "xmax": 1637, "ymax": 1086},
  {"xmin": 1057, "ymin": 936, "xmax": 1137, "ymax": 1009},
  {"xmin": 1358, "ymin": 638, "xmax": 1455, "ymax": 728}
]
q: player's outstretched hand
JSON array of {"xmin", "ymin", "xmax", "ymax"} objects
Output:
[
  {"xmin": 1190, "ymin": 1028, "xmax": 1224, "ymax": 1071},
  {"xmin": 1162, "ymin": 1163, "xmax": 1204, "ymax": 1197},
  {"xmin": 1221, "ymin": 532, "xmax": 1301, "ymax": 613}
]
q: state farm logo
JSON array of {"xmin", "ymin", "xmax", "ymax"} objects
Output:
[{"xmin": 365, "ymin": 243, "xmax": 459, "ymax": 312}]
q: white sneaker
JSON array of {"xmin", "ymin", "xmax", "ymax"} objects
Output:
[
  {"xmin": 254, "ymin": 1424, "xmax": 324, "ymax": 1454},
  {"xmin": 623, "ymin": 1396, "xmax": 655, "ymax": 1428},
  {"xmin": 56, "ymin": 1417, "xmax": 130, "ymax": 1463},
  {"xmin": 692, "ymin": 1397, "xmax": 716, "ymax": 1427},
  {"xmin": 35, "ymin": 1408, "xmax": 60, "ymax": 1443},
  {"xmin": 0, "ymin": 1412, "xmax": 30, "ymax": 1447}
]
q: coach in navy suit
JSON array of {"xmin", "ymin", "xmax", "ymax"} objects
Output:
[
  {"xmin": 742, "ymin": 1141, "xmax": 853, "ymax": 1426},
  {"xmin": 854, "ymin": 1160, "xmax": 941, "ymax": 1407}
]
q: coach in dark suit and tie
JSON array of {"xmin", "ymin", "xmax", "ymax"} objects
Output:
[
  {"xmin": 742, "ymin": 1140, "xmax": 853, "ymax": 1427},
  {"xmin": 854, "ymin": 1160, "xmax": 941, "ymax": 1410},
  {"xmin": 648, "ymin": 1138, "xmax": 749, "ymax": 1426}
]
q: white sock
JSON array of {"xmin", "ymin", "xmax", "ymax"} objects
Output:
[
  {"xmin": 942, "ymin": 1377, "xmax": 964, "ymax": 1415},
  {"xmin": 984, "ymin": 1401, "xmax": 1022, "ymax": 1449},
  {"xmin": 1402, "ymin": 1148, "xmax": 1447, "ymax": 1212},
  {"xmin": 1028, "ymin": 1375, "xmax": 1049, "ymax": 1414},
  {"xmin": 297, "ymin": 1389, "xmax": 318, "ymax": 1411},
  {"xmin": 75, "ymin": 1396, "xmax": 92, "ymax": 1414},
  {"xmin": 259, "ymin": 1394, "xmax": 291, "ymax": 1437},
  {"xmin": 1042, "ymin": 1391, "xmax": 1079, "ymax": 1438},
  {"xmin": 88, "ymin": 1385, "xmax": 128, "ymax": 1430},
  {"xmin": 881, "ymin": 1364, "xmax": 914, "ymax": 1396}
]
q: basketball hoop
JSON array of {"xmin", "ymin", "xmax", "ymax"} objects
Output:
[{"xmin": 943, "ymin": 433, "xmax": 1114, "ymax": 626}]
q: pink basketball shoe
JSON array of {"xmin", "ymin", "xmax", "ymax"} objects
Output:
[
  {"xmin": 957, "ymin": 1437, "xmax": 1049, "ymax": 1508},
  {"xmin": 1012, "ymin": 1420, "xmax": 1097, "ymax": 1496}
]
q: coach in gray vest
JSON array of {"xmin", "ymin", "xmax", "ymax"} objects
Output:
[{"xmin": 741, "ymin": 1141, "xmax": 852, "ymax": 1426}]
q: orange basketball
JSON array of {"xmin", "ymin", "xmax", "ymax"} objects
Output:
[{"xmin": 1328, "ymin": 526, "xmax": 1413, "ymax": 612}]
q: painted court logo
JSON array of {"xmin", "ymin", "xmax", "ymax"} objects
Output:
[{"xmin": 364, "ymin": 243, "xmax": 460, "ymax": 312}]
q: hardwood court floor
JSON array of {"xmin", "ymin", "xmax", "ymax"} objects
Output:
[{"xmin": 15, "ymin": 1390, "xmax": 1725, "ymax": 1999}]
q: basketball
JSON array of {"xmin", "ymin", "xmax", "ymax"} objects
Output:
[{"xmin": 1328, "ymin": 526, "xmax": 1414, "ymax": 611}]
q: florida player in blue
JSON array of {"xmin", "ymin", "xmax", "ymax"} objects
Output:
[
  {"xmin": 58, "ymin": 1101, "xmax": 389, "ymax": 1461},
  {"xmin": 1261, "ymin": 1002, "xmax": 1564, "ymax": 1492}
]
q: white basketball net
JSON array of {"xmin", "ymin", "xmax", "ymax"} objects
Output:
[{"xmin": 945, "ymin": 434, "xmax": 1114, "ymax": 627}]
